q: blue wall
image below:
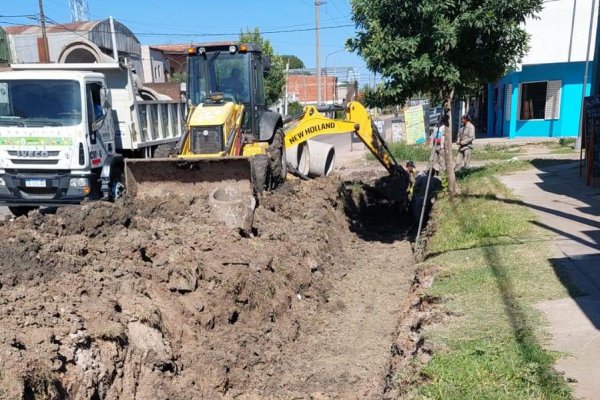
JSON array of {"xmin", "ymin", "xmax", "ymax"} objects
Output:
[{"xmin": 487, "ymin": 62, "xmax": 592, "ymax": 138}]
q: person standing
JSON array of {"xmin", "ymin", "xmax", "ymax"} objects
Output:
[
  {"xmin": 455, "ymin": 114, "xmax": 475, "ymax": 171},
  {"xmin": 432, "ymin": 115, "xmax": 448, "ymax": 172}
]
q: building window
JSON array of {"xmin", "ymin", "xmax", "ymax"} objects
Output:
[
  {"xmin": 518, "ymin": 80, "xmax": 562, "ymax": 121},
  {"xmin": 520, "ymin": 82, "xmax": 547, "ymax": 120}
]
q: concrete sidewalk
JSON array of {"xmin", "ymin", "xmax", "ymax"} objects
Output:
[{"xmin": 501, "ymin": 162, "xmax": 600, "ymax": 400}]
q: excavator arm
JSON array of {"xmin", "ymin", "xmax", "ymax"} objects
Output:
[{"xmin": 283, "ymin": 101, "xmax": 406, "ymax": 177}]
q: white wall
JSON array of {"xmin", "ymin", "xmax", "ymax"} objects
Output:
[
  {"xmin": 140, "ymin": 45, "xmax": 166, "ymax": 84},
  {"xmin": 521, "ymin": 0, "xmax": 598, "ymax": 65}
]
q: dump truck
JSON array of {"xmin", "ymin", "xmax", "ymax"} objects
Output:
[
  {"xmin": 0, "ymin": 61, "xmax": 186, "ymax": 216},
  {"xmin": 125, "ymin": 42, "xmax": 408, "ymax": 204}
]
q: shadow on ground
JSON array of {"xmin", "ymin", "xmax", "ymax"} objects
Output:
[
  {"xmin": 463, "ymin": 161, "xmax": 600, "ymax": 331},
  {"xmin": 341, "ymin": 179, "xmax": 412, "ymax": 243}
]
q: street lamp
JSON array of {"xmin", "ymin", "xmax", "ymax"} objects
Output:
[{"xmin": 325, "ymin": 48, "xmax": 346, "ymax": 104}]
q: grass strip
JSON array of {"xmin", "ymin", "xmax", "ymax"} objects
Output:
[{"xmin": 407, "ymin": 161, "xmax": 573, "ymax": 399}]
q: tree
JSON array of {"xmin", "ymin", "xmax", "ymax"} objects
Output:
[
  {"xmin": 239, "ymin": 28, "xmax": 284, "ymax": 106},
  {"xmin": 280, "ymin": 55, "xmax": 305, "ymax": 69},
  {"xmin": 347, "ymin": 0, "xmax": 543, "ymax": 194},
  {"xmin": 287, "ymin": 101, "xmax": 303, "ymax": 117},
  {"xmin": 170, "ymin": 72, "xmax": 186, "ymax": 84}
]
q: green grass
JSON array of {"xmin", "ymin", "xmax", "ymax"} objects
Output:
[
  {"xmin": 407, "ymin": 162, "xmax": 573, "ymax": 399},
  {"xmin": 471, "ymin": 144, "xmax": 522, "ymax": 161},
  {"xmin": 381, "ymin": 144, "xmax": 524, "ymax": 164},
  {"xmin": 387, "ymin": 143, "xmax": 432, "ymax": 162}
]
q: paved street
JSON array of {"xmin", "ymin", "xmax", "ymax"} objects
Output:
[{"xmin": 502, "ymin": 162, "xmax": 600, "ymax": 400}]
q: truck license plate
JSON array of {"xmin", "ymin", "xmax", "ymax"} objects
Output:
[{"xmin": 25, "ymin": 179, "xmax": 46, "ymax": 188}]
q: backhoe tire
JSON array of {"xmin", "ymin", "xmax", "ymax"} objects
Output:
[
  {"xmin": 251, "ymin": 155, "xmax": 270, "ymax": 194},
  {"xmin": 268, "ymin": 128, "xmax": 286, "ymax": 189},
  {"xmin": 153, "ymin": 143, "xmax": 176, "ymax": 158},
  {"xmin": 8, "ymin": 206, "xmax": 37, "ymax": 218}
]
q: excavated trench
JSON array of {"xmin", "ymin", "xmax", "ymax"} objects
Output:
[{"xmin": 0, "ymin": 174, "xmax": 423, "ymax": 399}]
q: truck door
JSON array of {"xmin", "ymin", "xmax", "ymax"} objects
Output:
[{"xmin": 86, "ymin": 82, "xmax": 115, "ymax": 167}]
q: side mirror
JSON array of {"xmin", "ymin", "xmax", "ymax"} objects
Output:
[
  {"xmin": 91, "ymin": 114, "xmax": 106, "ymax": 132},
  {"xmin": 262, "ymin": 56, "xmax": 271, "ymax": 76},
  {"xmin": 102, "ymin": 87, "xmax": 112, "ymax": 109}
]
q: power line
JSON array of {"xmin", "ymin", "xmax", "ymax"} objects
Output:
[{"xmin": 133, "ymin": 24, "xmax": 354, "ymax": 37}]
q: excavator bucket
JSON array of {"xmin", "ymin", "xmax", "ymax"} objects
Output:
[{"xmin": 124, "ymin": 157, "xmax": 254, "ymax": 201}]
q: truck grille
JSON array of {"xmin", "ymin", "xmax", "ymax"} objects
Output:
[
  {"xmin": 10, "ymin": 159, "xmax": 60, "ymax": 165},
  {"xmin": 8, "ymin": 150, "xmax": 61, "ymax": 165},
  {"xmin": 190, "ymin": 127, "xmax": 223, "ymax": 154}
]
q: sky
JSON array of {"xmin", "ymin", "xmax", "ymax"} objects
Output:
[{"xmin": 1, "ymin": 0, "xmax": 377, "ymax": 85}]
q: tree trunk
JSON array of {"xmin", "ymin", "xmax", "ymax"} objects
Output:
[{"xmin": 443, "ymin": 90, "xmax": 457, "ymax": 196}]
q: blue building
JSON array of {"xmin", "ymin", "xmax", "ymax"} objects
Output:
[{"xmin": 488, "ymin": 0, "xmax": 599, "ymax": 138}]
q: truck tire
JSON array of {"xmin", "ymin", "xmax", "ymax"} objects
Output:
[
  {"xmin": 268, "ymin": 128, "xmax": 286, "ymax": 189},
  {"xmin": 8, "ymin": 206, "xmax": 37, "ymax": 217},
  {"xmin": 251, "ymin": 155, "xmax": 270, "ymax": 194},
  {"xmin": 110, "ymin": 166, "xmax": 126, "ymax": 201}
]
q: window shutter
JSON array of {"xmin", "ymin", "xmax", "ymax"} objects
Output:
[
  {"xmin": 545, "ymin": 80, "xmax": 562, "ymax": 120},
  {"xmin": 505, "ymin": 84, "xmax": 513, "ymax": 121}
]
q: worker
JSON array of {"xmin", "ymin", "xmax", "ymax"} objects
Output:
[
  {"xmin": 405, "ymin": 160, "xmax": 416, "ymax": 197},
  {"xmin": 411, "ymin": 168, "xmax": 442, "ymax": 222},
  {"xmin": 455, "ymin": 114, "xmax": 475, "ymax": 171},
  {"xmin": 224, "ymin": 67, "xmax": 246, "ymax": 100},
  {"xmin": 432, "ymin": 114, "xmax": 448, "ymax": 172}
]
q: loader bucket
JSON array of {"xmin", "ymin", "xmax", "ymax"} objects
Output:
[{"xmin": 124, "ymin": 157, "xmax": 254, "ymax": 201}]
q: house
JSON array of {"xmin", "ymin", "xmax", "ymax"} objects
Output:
[
  {"xmin": 287, "ymin": 74, "xmax": 337, "ymax": 105},
  {"xmin": 148, "ymin": 44, "xmax": 189, "ymax": 79},
  {"xmin": 487, "ymin": 0, "xmax": 599, "ymax": 138},
  {"xmin": 141, "ymin": 45, "xmax": 168, "ymax": 84}
]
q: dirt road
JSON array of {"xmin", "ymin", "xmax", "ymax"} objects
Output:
[{"xmin": 0, "ymin": 173, "xmax": 416, "ymax": 399}]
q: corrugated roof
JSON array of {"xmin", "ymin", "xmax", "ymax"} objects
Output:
[
  {"xmin": 5, "ymin": 20, "xmax": 103, "ymax": 36},
  {"xmin": 150, "ymin": 44, "xmax": 190, "ymax": 53}
]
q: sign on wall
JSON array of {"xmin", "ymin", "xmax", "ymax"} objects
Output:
[
  {"xmin": 391, "ymin": 119, "xmax": 404, "ymax": 143},
  {"xmin": 404, "ymin": 105, "xmax": 426, "ymax": 144}
]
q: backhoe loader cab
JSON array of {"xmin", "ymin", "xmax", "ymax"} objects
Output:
[{"xmin": 187, "ymin": 43, "xmax": 265, "ymax": 135}]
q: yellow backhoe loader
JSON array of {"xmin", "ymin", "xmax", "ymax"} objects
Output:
[{"xmin": 124, "ymin": 42, "xmax": 407, "ymax": 201}]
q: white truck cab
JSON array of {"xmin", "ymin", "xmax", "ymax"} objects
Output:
[{"xmin": 0, "ymin": 63, "xmax": 185, "ymax": 216}]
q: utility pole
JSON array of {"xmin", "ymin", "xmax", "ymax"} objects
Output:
[
  {"xmin": 315, "ymin": 0, "xmax": 326, "ymax": 105},
  {"xmin": 284, "ymin": 60, "xmax": 290, "ymax": 116},
  {"xmin": 38, "ymin": 0, "xmax": 50, "ymax": 63},
  {"xmin": 576, "ymin": 0, "xmax": 597, "ymax": 150}
]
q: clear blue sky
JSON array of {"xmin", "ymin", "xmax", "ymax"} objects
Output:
[{"xmin": 1, "ymin": 0, "xmax": 376, "ymax": 85}]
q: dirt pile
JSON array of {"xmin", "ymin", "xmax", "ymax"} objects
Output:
[
  {"xmin": 0, "ymin": 173, "xmax": 419, "ymax": 400},
  {"xmin": 0, "ymin": 177, "xmax": 357, "ymax": 399}
]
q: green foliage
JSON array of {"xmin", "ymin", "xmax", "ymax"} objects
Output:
[
  {"xmin": 239, "ymin": 28, "xmax": 285, "ymax": 106},
  {"xmin": 347, "ymin": 0, "xmax": 544, "ymax": 106},
  {"xmin": 558, "ymin": 137, "xmax": 576, "ymax": 147},
  {"xmin": 170, "ymin": 72, "xmax": 187, "ymax": 84},
  {"xmin": 287, "ymin": 101, "xmax": 304, "ymax": 117},
  {"xmin": 280, "ymin": 55, "xmax": 305, "ymax": 69}
]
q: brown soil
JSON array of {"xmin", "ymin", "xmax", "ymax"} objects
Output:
[{"xmin": 0, "ymin": 175, "xmax": 416, "ymax": 399}]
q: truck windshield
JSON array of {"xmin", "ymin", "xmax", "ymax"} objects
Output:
[
  {"xmin": 188, "ymin": 52, "xmax": 250, "ymax": 105},
  {"xmin": 0, "ymin": 80, "xmax": 82, "ymax": 127}
]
